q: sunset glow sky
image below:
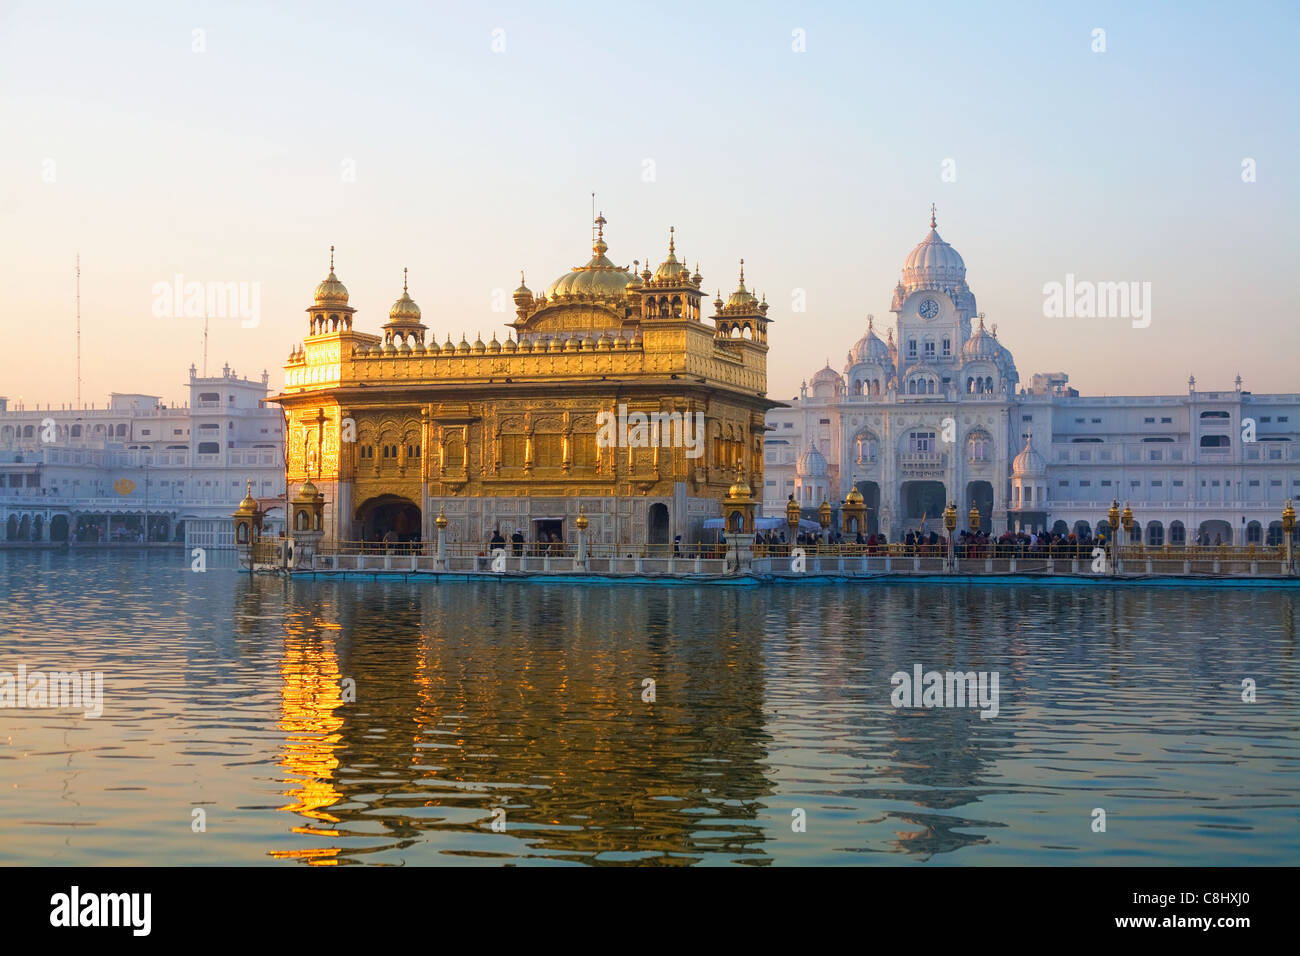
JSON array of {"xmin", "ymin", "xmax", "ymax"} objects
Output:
[{"xmin": 2, "ymin": 0, "xmax": 1296, "ymax": 407}]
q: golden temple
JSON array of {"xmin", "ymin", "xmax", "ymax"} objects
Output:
[{"xmin": 269, "ymin": 215, "xmax": 776, "ymax": 549}]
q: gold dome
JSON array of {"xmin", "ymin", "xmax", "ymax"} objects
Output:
[
  {"xmin": 388, "ymin": 268, "xmax": 421, "ymax": 323},
  {"xmin": 723, "ymin": 260, "xmax": 758, "ymax": 312},
  {"xmin": 845, "ymin": 486, "xmax": 864, "ymax": 505},
  {"xmin": 235, "ymin": 480, "xmax": 258, "ymax": 515},
  {"xmin": 653, "ymin": 227, "xmax": 689, "ymax": 282},
  {"xmin": 299, "ymin": 478, "xmax": 318, "ymax": 498},
  {"xmin": 544, "ymin": 213, "xmax": 636, "ymax": 301},
  {"xmin": 313, "ymin": 247, "xmax": 349, "ymax": 306},
  {"xmin": 727, "ymin": 477, "xmax": 753, "ymax": 499}
]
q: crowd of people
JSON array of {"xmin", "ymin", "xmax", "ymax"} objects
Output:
[{"xmin": 751, "ymin": 526, "xmax": 1129, "ymax": 558}]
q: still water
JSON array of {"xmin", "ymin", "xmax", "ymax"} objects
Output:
[{"xmin": 1, "ymin": 549, "xmax": 1296, "ymax": 866}]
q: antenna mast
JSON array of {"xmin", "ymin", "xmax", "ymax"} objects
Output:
[{"xmin": 75, "ymin": 253, "xmax": 81, "ymax": 408}]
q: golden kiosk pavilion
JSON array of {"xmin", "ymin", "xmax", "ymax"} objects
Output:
[{"xmin": 268, "ymin": 215, "xmax": 778, "ymax": 550}]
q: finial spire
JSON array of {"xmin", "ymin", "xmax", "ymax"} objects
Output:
[
  {"xmin": 739, "ymin": 258, "xmax": 745, "ymax": 286},
  {"xmin": 595, "ymin": 210, "xmax": 605, "ymax": 240},
  {"xmin": 930, "ymin": 203, "xmax": 936, "ymax": 229},
  {"xmin": 329, "ymin": 244, "xmax": 335, "ymax": 272},
  {"xmin": 867, "ymin": 313, "xmax": 874, "ymax": 331},
  {"xmin": 668, "ymin": 225, "xmax": 675, "ymax": 255},
  {"xmin": 977, "ymin": 311, "xmax": 986, "ymax": 330},
  {"xmin": 403, "ymin": 267, "xmax": 408, "ymax": 294},
  {"xmin": 520, "ymin": 269, "xmax": 526, "ymax": 285}
]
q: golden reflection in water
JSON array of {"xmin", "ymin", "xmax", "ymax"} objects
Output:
[
  {"xmin": 270, "ymin": 615, "xmax": 345, "ymax": 865},
  {"xmin": 398, "ymin": 585, "xmax": 774, "ymax": 863}
]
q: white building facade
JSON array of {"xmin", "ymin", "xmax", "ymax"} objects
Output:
[
  {"xmin": 0, "ymin": 364, "xmax": 285, "ymax": 549},
  {"xmin": 764, "ymin": 212, "xmax": 1300, "ymax": 546}
]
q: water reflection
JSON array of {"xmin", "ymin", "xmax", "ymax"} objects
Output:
[
  {"xmin": 257, "ymin": 581, "xmax": 774, "ymax": 865},
  {"xmin": 1, "ymin": 549, "xmax": 1296, "ymax": 866}
]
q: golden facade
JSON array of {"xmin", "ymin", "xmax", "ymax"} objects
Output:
[{"xmin": 269, "ymin": 217, "xmax": 777, "ymax": 548}]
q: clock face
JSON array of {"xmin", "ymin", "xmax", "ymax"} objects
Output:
[{"xmin": 918, "ymin": 298, "xmax": 940, "ymax": 319}]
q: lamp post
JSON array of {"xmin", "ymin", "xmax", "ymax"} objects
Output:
[
  {"xmin": 785, "ymin": 494, "xmax": 800, "ymax": 552},
  {"xmin": 818, "ymin": 499, "xmax": 831, "ymax": 546},
  {"xmin": 944, "ymin": 501, "xmax": 957, "ymax": 573},
  {"xmin": 1121, "ymin": 501, "xmax": 1133, "ymax": 572},
  {"xmin": 1108, "ymin": 499, "xmax": 1120, "ymax": 576},
  {"xmin": 575, "ymin": 504, "xmax": 589, "ymax": 571},
  {"xmin": 1283, "ymin": 498, "xmax": 1295, "ymax": 574},
  {"xmin": 435, "ymin": 506, "xmax": 448, "ymax": 570}
]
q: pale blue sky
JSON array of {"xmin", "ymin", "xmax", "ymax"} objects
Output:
[{"xmin": 1, "ymin": 0, "xmax": 1296, "ymax": 406}]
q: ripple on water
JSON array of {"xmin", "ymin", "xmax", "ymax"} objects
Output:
[{"xmin": 1, "ymin": 550, "xmax": 1297, "ymax": 865}]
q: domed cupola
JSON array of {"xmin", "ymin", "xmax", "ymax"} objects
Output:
[
  {"xmin": 543, "ymin": 212, "xmax": 637, "ymax": 302},
  {"xmin": 388, "ymin": 268, "xmax": 421, "ymax": 323},
  {"xmin": 962, "ymin": 314, "xmax": 1000, "ymax": 361},
  {"xmin": 848, "ymin": 315, "xmax": 892, "ymax": 366},
  {"xmin": 795, "ymin": 444, "xmax": 826, "ymax": 481},
  {"xmin": 1012, "ymin": 435, "xmax": 1046, "ymax": 477},
  {"xmin": 381, "ymin": 268, "xmax": 427, "ymax": 349},
  {"xmin": 901, "ymin": 205, "xmax": 966, "ymax": 293},
  {"xmin": 313, "ymin": 249, "xmax": 350, "ymax": 307},
  {"xmin": 306, "ymin": 245, "xmax": 357, "ymax": 335},
  {"xmin": 722, "ymin": 260, "xmax": 759, "ymax": 312},
  {"xmin": 652, "ymin": 226, "xmax": 690, "ymax": 283},
  {"xmin": 796, "ymin": 441, "xmax": 828, "ymax": 478},
  {"xmin": 810, "ymin": 362, "xmax": 843, "ymax": 399}
]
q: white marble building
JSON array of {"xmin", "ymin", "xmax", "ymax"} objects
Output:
[
  {"xmin": 765, "ymin": 211, "xmax": 1300, "ymax": 545},
  {"xmin": 0, "ymin": 364, "xmax": 285, "ymax": 548}
]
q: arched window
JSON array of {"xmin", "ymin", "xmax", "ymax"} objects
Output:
[
  {"xmin": 967, "ymin": 431, "xmax": 991, "ymax": 462},
  {"xmin": 856, "ymin": 431, "xmax": 879, "ymax": 464},
  {"xmin": 1169, "ymin": 521, "xmax": 1186, "ymax": 546},
  {"xmin": 1200, "ymin": 435, "xmax": 1230, "ymax": 447},
  {"xmin": 1246, "ymin": 521, "xmax": 1262, "ymax": 544}
]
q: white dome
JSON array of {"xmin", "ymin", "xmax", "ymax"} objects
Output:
[
  {"xmin": 962, "ymin": 321, "xmax": 1000, "ymax": 361},
  {"xmin": 796, "ymin": 442, "xmax": 828, "ymax": 477},
  {"xmin": 901, "ymin": 209, "xmax": 966, "ymax": 292},
  {"xmin": 812, "ymin": 364, "xmax": 842, "ymax": 386},
  {"xmin": 849, "ymin": 320, "xmax": 891, "ymax": 366},
  {"xmin": 1012, "ymin": 436, "xmax": 1046, "ymax": 476}
]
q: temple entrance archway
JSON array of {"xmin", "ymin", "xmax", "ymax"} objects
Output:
[
  {"xmin": 854, "ymin": 481, "xmax": 880, "ymax": 535},
  {"xmin": 901, "ymin": 480, "xmax": 946, "ymax": 533},
  {"xmin": 966, "ymin": 480, "xmax": 994, "ymax": 533},
  {"xmin": 648, "ymin": 503, "xmax": 670, "ymax": 545},
  {"xmin": 1197, "ymin": 519, "xmax": 1232, "ymax": 546},
  {"xmin": 356, "ymin": 495, "xmax": 421, "ymax": 544}
]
